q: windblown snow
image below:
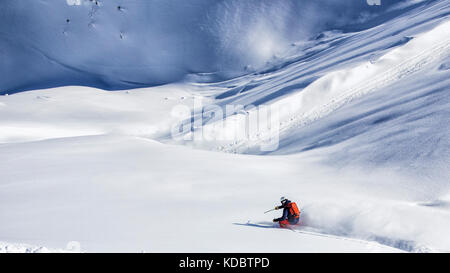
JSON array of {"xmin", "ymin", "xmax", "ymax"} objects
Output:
[{"xmin": 0, "ymin": 0, "xmax": 449, "ymax": 252}]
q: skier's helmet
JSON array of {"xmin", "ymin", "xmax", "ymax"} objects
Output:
[{"xmin": 280, "ymin": 196, "xmax": 287, "ymax": 204}]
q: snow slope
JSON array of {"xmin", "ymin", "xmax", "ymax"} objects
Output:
[
  {"xmin": 168, "ymin": 0, "xmax": 450, "ymax": 182},
  {"xmin": 1, "ymin": 87, "xmax": 449, "ymax": 252},
  {"xmin": 1, "ymin": 0, "xmax": 450, "ymax": 252},
  {"xmin": 0, "ymin": 84, "xmax": 202, "ymax": 143},
  {"xmin": 0, "ymin": 0, "xmax": 430, "ymax": 93},
  {"xmin": 0, "ymin": 133, "xmax": 407, "ymax": 252}
]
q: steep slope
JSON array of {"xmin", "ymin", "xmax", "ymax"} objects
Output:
[
  {"xmin": 167, "ymin": 1, "xmax": 450, "ymax": 182},
  {"xmin": 0, "ymin": 0, "xmax": 431, "ymax": 93}
]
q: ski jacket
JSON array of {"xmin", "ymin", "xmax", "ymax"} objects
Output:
[{"xmin": 275, "ymin": 200, "xmax": 300, "ymax": 223}]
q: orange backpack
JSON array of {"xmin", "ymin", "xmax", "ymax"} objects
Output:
[{"xmin": 287, "ymin": 202, "xmax": 300, "ymax": 218}]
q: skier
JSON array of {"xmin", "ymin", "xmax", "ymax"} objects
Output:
[{"xmin": 273, "ymin": 197, "xmax": 300, "ymax": 228}]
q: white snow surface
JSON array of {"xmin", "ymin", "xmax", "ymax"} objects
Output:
[
  {"xmin": 1, "ymin": 0, "xmax": 450, "ymax": 252},
  {"xmin": 0, "ymin": 241, "xmax": 78, "ymax": 253}
]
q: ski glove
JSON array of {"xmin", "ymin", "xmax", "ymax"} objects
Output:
[{"xmin": 273, "ymin": 219, "xmax": 278, "ymax": 222}]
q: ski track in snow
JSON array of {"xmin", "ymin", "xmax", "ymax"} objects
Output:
[
  {"xmin": 290, "ymin": 227, "xmax": 433, "ymax": 253},
  {"xmin": 241, "ymin": 221, "xmax": 433, "ymax": 253}
]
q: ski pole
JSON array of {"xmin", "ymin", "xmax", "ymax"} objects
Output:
[{"xmin": 264, "ymin": 208, "xmax": 275, "ymax": 214}]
